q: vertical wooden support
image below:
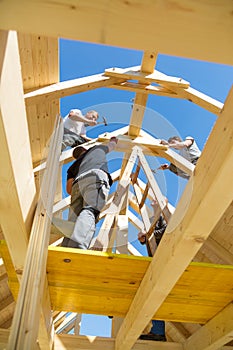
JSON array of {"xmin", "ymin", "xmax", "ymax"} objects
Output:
[
  {"xmin": 74, "ymin": 314, "xmax": 82, "ymax": 335},
  {"xmin": 0, "ymin": 30, "xmax": 36, "ymax": 270},
  {"xmin": 112, "ymin": 317, "xmax": 124, "ymax": 338},
  {"xmin": 92, "ymin": 147, "xmax": 138, "ymax": 251},
  {"xmin": 116, "ymin": 215, "xmax": 128, "ymax": 254},
  {"xmin": 7, "ymin": 116, "xmax": 63, "ymax": 350},
  {"xmin": 128, "ymin": 51, "xmax": 157, "ymax": 137}
]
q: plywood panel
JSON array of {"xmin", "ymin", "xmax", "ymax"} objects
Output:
[
  {"xmin": 18, "ymin": 33, "xmax": 59, "ymax": 165},
  {"xmin": 2, "ymin": 248, "xmax": 230, "ymax": 324}
]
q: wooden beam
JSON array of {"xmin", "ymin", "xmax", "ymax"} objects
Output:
[
  {"xmin": 0, "ymin": 330, "xmax": 182, "ymax": 350},
  {"xmin": 54, "ymin": 334, "xmax": 183, "ymax": 350},
  {"xmin": 137, "ymin": 148, "xmax": 172, "ymax": 222},
  {"xmin": 55, "ymin": 313, "xmax": 77, "ymax": 334},
  {"xmin": 1, "ymin": 1, "xmax": 232, "ymax": 65},
  {"xmin": 128, "ymin": 52, "xmax": 157, "ymax": 137},
  {"xmin": 92, "ymin": 147, "xmax": 138, "ymax": 250},
  {"xmin": 104, "ymin": 66, "xmax": 190, "ymax": 88},
  {"xmin": 116, "ymin": 215, "xmax": 129, "ymax": 254},
  {"xmin": 8, "ymin": 117, "xmax": 63, "ymax": 349},
  {"xmin": 115, "ymin": 86, "xmax": 233, "ymax": 350},
  {"xmin": 110, "ymin": 81, "xmax": 223, "ymax": 116},
  {"xmin": 109, "ymin": 81, "xmax": 177, "ymax": 98},
  {"xmin": 183, "ymin": 303, "xmax": 233, "ymax": 350},
  {"xmin": 24, "ymin": 74, "xmax": 125, "ymax": 106},
  {"xmin": 157, "ymin": 148, "xmax": 195, "ymax": 176},
  {"xmin": 98, "ymin": 133, "xmax": 168, "ymax": 155},
  {"xmin": 133, "ymin": 182, "xmax": 157, "ymax": 255},
  {"xmin": 0, "ymin": 30, "xmax": 36, "ymax": 269},
  {"xmin": 166, "ymin": 86, "xmax": 223, "ymax": 116}
]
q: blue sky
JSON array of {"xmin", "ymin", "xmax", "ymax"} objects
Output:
[{"xmin": 59, "ymin": 38, "xmax": 233, "ymax": 337}]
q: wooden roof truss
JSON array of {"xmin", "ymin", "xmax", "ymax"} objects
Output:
[{"xmin": 0, "ymin": 2, "xmax": 233, "ymax": 349}]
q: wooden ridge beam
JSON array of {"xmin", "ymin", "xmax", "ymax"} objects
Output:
[{"xmin": 115, "ymin": 86, "xmax": 233, "ymax": 349}]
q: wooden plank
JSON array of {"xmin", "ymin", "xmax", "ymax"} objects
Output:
[
  {"xmin": 0, "ymin": 330, "xmax": 183, "ymax": 350},
  {"xmin": 54, "ymin": 334, "xmax": 183, "ymax": 350},
  {"xmin": 128, "ymin": 52, "xmax": 157, "ymax": 137},
  {"xmin": 1, "ymin": 1, "xmax": 232, "ymax": 65},
  {"xmin": 104, "ymin": 66, "xmax": 190, "ymax": 88},
  {"xmin": 115, "ymin": 86, "xmax": 233, "ymax": 350},
  {"xmin": 92, "ymin": 147, "xmax": 138, "ymax": 250},
  {"xmin": 0, "ymin": 30, "xmax": 36, "ymax": 270},
  {"xmin": 110, "ymin": 81, "xmax": 223, "ymax": 116},
  {"xmin": 109, "ymin": 81, "xmax": 177, "ymax": 97},
  {"xmin": 116, "ymin": 215, "xmax": 129, "ymax": 254},
  {"xmin": 137, "ymin": 148, "xmax": 172, "ymax": 222},
  {"xmin": 8, "ymin": 117, "xmax": 63, "ymax": 349},
  {"xmin": 183, "ymin": 303, "xmax": 233, "ymax": 350},
  {"xmin": 165, "ymin": 85, "xmax": 223, "ymax": 116},
  {"xmin": 98, "ymin": 133, "xmax": 168, "ymax": 155},
  {"xmin": 157, "ymin": 148, "xmax": 195, "ymax": 176},
  {"xmin": 25, "ymin": 74, "xmax": 125, "ymax": 106}
]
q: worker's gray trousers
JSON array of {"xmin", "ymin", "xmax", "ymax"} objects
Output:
[
  {"xmin": 62, "ymin": 169, "xmax": 110, "ymax": 249},
  {"xmin": 61, "ymin": 128, "xmax": 87, "ymax": 151}
]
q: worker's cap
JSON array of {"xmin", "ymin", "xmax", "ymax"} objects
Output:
[
  {"xmin": 69, "ymin": 109, "xmax": 83, "ymax": 117},
  {"xmin": 73, "ymin": 145, "xmax": 88, "ymax": 159}
]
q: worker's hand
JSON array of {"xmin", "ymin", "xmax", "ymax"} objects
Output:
[
  {"xmin": 158, "ymin": 163, "xmax": 169, "ymax": 170},
  {"xmin": 160, "ymin": 139, "xmax": 169, "ymax": 145},
  {"xmin": 110, "ymin": 136, "xmax": 118, "ymax": 144},
  {"xmin": 138, "ymin": 231, "xmax": 146, "ymax": 243},
  {"xmin": 87, "ymin": 120, "xmax": 97, "ymax": 126}
]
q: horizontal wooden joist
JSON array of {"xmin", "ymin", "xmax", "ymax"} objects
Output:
[
  {"xmin": 24, "ymin": 74, "xmax": 125, "ymax": 106},
  {"xmin": 105, "ymin": 66, "xmax": 190, "ymax": 88}
]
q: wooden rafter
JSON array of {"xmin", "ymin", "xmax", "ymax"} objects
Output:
[
  {"xmin": 115, "ymin": 86, "xmax": 233, "ymax": 350},
  {"xmin": 24, "ymin": 74, "xmax": 126, "ymax": 106}
]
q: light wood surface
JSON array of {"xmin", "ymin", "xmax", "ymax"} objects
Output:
[{"xmin": 0, "ymin": 1, "xmax": 233, "ymax": 65}]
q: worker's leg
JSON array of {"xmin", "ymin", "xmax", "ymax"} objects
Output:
[
  {"xmin": 69, "ymin": 171, "xmax": 110, "ymax": 249},
  {"xmin": 150, "ymin": 320, "xmax": 165, "ymax": 336},
  {"xmin": 61, "ymin": 181, "xmax": 84, "ymax": 247},
  {"xmin": 139, "ymin": 320, "xmax": 166, "ymax": 341},
  {"xmin": 62, "ymin": 128, "xmax": 86, "ymax": 150}
]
